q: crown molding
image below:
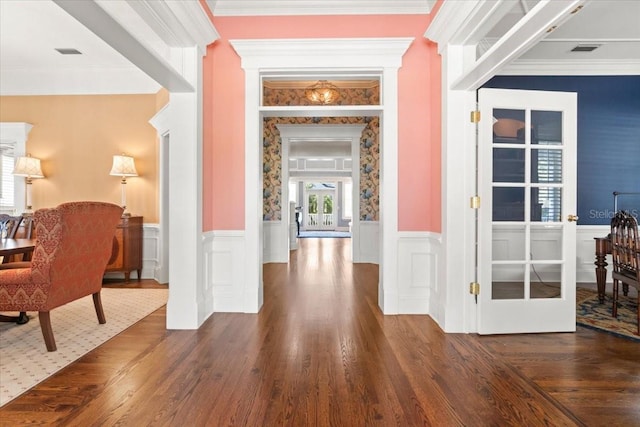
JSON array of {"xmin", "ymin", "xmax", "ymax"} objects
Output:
[
  {"xmin": 501, "ymin": 59, "xmax": 640, "ymax": 76},
  {"xmin": 125, "ymin": 0, "xmax": 219, "ymax": 50},
  {"xmin": 231, "ymin": 38, "xmax": 414, "ymax": 70},
  {"xmin": 263, "ymin": 80, "xmax": 379, "ymax": 89},
  {"xmin": 209, "ymin": 0, "xmax": 434, "ymax": 16}
]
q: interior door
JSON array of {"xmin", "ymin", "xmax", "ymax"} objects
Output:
[{"xmin": 478, "ymin": 88, "xmax": 578, "ymax": 334}]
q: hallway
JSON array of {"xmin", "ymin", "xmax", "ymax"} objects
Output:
[{"xmin": 1, "ymin": 238, "xmax": 639, "ymax": 425}]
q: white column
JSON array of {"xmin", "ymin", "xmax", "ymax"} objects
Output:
[
  {"xmin": 166, "ymin": 47, "xmax": 208, "ymax": 329},
  {"xmin": 438, "ymin": 45, "xmax": 478, "ymax": 332},
  {"xmin": 379, "ymin": 67, "xmax": 400, "ymax": 314},
  {"xmin": 243, "ymin": 68, "xmax": 264, "ymax": 313}
]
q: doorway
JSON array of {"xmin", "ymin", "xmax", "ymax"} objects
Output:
[
  {"xmin": 305, "ymin": 184, "xmax": 337, "ymax": 231},
  {"xmin": 232, "ymin": 37, "xmax": 413, "ymax": 314}
]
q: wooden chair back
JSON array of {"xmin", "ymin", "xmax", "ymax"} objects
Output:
[{"xmin": 610, "ymin": 210, "xmax": 640, "ymax": 334}]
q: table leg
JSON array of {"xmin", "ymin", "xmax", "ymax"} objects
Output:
[{"xmin": 594, "ymin": 252, "xmax": 607, "ymax": 303}]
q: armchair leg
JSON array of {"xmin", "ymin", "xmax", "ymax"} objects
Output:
[
  {"xmin": 93, "ymin": 292, "xmax": 106, "ymax": 324},
  {"xmin": 38, "ymin": 311, "xmax": 57, "ymax": 352}
]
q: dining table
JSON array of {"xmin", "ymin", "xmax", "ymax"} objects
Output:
[
  {"xmin": 0, "ymin": 238, "xmax": 36, "ymax": 324},
  {"xmin": 0, "ymin": 238, "xmax": 35, "ymax": 263}
]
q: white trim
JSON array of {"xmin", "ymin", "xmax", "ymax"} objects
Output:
[
  {"xmin": 209, "ymin": 0, "xmax": 435, "ymax": 16},
  {"xmin": 577, "ymin": 225, "xmax": 610, "ymax": 284},
  {"xmin": 397, "ymin": 231, "xmax": 442, "ymax": 314},
  {"xmin": 148, "ymin": 104, "xmax": 170, "ymax": 285},
  {"xmin": 125, "ymin": 0, "xmax": 219, "ymax": 51},
  {"xmin": 0, "ymin": 122, "xmax": 31, "ymax": 214},
  {"xmin": 501, "ymin": 59, "xmax": 640, "ymax": 76},
  {"xmin": 231, "ymin": 37, "xmax": 412, "ymax": 315},
  {"xmin": 204, "ymin": 230, "xmax": 247, "ymax": 312},
  {"xmin": 277, "ymin": 124, "xmax": 365, "ymax": 262}
]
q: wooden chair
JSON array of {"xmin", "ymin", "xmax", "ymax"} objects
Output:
[
  {"xmin": 610, "ymin": 211, "xmax": 640, "ymax": 335},
  {"xmin": 0, "ymin": 214, "xmax": 23, "ymax": 239},
  {"xmin": 0, "ymin": 201, "xmax": 123, "ymax": 351}
]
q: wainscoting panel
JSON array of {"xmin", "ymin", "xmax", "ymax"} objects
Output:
[
  {"xmin": 204, "ymin": 230, "xmax": 246, "ymax": 312},
  {"xmin": 358, "ymin": 221, "xmax": 379, "ymax": 264},
  {"xmin": 577, "ymin": 225, "xmax": 609, "ymax": 284},
  {"xmin": 397, "ymin": 232, "xmax": 441, "ymax": 314},
  {"xmin": 263, "ymin": 221, "xmax": 289, "ymax": 263},
  {"xmin": 142, "ymin": 224, "xmax": 160, "ymax": 281}
]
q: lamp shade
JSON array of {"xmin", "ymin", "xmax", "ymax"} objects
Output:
[
  {"xmin": 13, "ymin": 155, "xmax": 44, "ymax": 178},
  {"xmin": 110, "ymin": 154, "xmax": 138, "ymax": 177}
]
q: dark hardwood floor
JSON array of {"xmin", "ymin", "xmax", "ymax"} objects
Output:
[{"xmin": 1, "ymin": 238, "xmax": 639, "ymax": 426}]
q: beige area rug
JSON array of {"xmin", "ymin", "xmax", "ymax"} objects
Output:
[{"xmin": 0, "ymin": 287, "xmax": 168, "ymax": 407}]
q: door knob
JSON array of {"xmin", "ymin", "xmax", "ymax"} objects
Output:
[{"xmin": 567, "ymin": 214, "xmax": 579, "ymax": 222}]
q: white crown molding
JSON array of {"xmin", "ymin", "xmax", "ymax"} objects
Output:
[
  {"xmin": 230, "ymin": 38, "xmax": 414, "ymax": 70},
  {"xmin": 424, "ymin": 0, "xmax": 482, "ymax": 51},
  {"xmin": 501, "ymin": 59, "xmax": 640, "ymax": 76},
  {"xmin": 209, "ymin": 0, "xmax": 434, "ymax": 16},
  {"xmin": 126, "ymin": 0, "xmax": 219, "ymax": 51}
]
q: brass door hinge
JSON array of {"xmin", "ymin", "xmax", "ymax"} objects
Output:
[
  {"xmin": 470, "ymin": 111, "xmax": 481, "ymax": 123},
  {"xmin": 470, "ymin": 282, "xmax": 480, "ymax": 295},
  {"xmin": 470, "ymin": 196, "xmax": 481, "ymax": 209}
]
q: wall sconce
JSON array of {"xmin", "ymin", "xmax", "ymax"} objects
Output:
[
  {"xmin": 110, "ymin": 154, "xmax": 138, "ymax": 216},
  {"xmin": 12, "ymin": 154, "xmax": 44, "ymax": 214}
]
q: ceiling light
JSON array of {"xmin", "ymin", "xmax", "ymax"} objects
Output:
[
  {"xmin": 571, "ymin": 44, "xmax": 601, "ymax": 52},
  {"xmin": 305, "ymin": 80, "xmax": 340, "ymax": 105}
]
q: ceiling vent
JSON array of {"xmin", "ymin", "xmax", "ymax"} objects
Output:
[
  {"xmin": 55, "ymin": 48, "xmax": 82, "ymax": 55},
  {"xmin": 570, "ymin": 44, "xmax": 601, "ymax": 52}
]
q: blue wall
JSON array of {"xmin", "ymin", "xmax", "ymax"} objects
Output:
[{"xmin": 484, "ymin": 76, "xmax": 640, "ymax": 225}]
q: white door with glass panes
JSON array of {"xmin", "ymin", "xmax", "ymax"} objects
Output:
[
  {"xmin": 306, "ymin": 191, "xmax": 335, "ymax": 230},
  {"xmin": 478, "ymin": 88, "xmax": 577, "ymax": 334}
]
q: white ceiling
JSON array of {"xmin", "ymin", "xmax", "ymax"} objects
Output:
[{"xmin": 0, "ymin": 0, "xmax": 637, "ymax": 96}]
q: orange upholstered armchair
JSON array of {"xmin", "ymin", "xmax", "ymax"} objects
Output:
[{"xmin": 0, "ymin": 202, "xmax": 123, "ymax": 351}]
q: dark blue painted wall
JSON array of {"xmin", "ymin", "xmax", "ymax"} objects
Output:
[{"xmin": 484, "ymin": 76, "xmax": 640, "ymax": 225}]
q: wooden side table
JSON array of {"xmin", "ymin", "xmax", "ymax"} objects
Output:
[{"xmin": 105, "ymin": 215, "xmax": 142, "ymax": 282}]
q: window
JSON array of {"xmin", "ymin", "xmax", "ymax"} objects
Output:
[{"xmin": 0, "ymin": 144, "xmax": 16, "ymax": 214}]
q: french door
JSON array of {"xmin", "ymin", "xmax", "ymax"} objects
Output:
[
  {"xmin": 478, "ymin": 88, "xmax": 578, "ymax": 334},
  {"xmin": 306, "ymin": 191, "xmax": 335, "ymax": 230}
]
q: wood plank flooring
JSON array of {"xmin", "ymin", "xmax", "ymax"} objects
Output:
[{"xmin": 1, "ymin": 238, "xmax": 639, "ymax": 426}]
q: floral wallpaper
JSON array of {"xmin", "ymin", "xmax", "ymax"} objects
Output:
[
  {"xmin": 262, "ymin": 86, "xmax": 380, "ymax": 222},
  {"xmin": 263, "ymin": 117, "xmax": 379, "ymax": 222},
  {"xmin": 263, "ymin": 87, "xmax": 379, "ymax": 106}
]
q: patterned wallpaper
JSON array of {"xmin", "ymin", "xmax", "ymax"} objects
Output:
[
  {"xmin": 263, "ymin": 116, "xmax": 379, "ymax": 221},
  {"xmin": 263, "ymin": 87, "xmax": 379, "ymax": 106},
  {"xmin": 262, "ymin": 86, "xmax": 380, "ymax": 222}
]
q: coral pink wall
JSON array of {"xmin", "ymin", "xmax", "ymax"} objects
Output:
[{"xmin": 202, "ymin": 14, "xmax": 441, "ymax": 232}]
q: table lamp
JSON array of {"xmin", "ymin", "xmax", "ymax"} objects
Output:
[
  {"xmin": 12, "ymin": 154, "xmax": 44, "ymax": 213},
  {"xmin": 110, "ymin": 154, "xmax": 138, "ymax": 216}
]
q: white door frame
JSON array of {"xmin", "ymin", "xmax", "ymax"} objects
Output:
[
  {"xmin": 278, "ymin": 123, "xmax": 365, "ymax": 261},
  {"xmin": 231, "ymin": 38, "xmax": 412, "ymax": 314}
]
